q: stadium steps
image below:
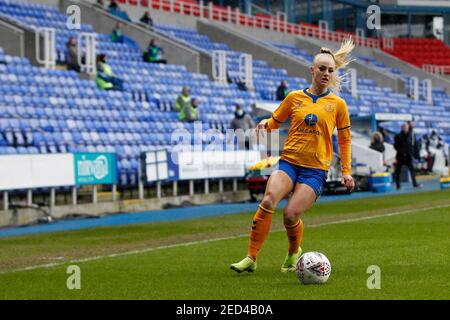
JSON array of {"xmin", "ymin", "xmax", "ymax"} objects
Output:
[
  {"xmin": 195, "ymin": 19, "xmax": 311, "ymax": 81},
  {"xmin": 60, "ymin": 0, "xmax": 209, "ymax": 77},
  {"xmin": 372, "ymin": 48, "xmax": 450, "ymax": 93}
]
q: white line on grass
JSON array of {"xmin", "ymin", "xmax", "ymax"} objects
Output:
[{"xmin": 1, "ymin": 203, "xmax": 449, "ymax": 275}]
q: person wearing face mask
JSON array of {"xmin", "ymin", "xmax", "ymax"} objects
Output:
[{"xmin": 230, "ymin": 104, "xmax": 256, "ymax": 150}]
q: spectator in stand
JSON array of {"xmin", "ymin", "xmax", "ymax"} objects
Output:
[
  {"xmin": 143, "ymin": 39, "xmax": 167, "ymax": 64},
  {"xmin": 111, "ymin": 22, "xmax": 125, "ymax": 43},
  {"xmin": 66, "ymin": 37, "xmax": 81, "ymax": 73},
  {"xmin": 139, "ymin": 11, "xmax": 153, "ymax": 30},
  {"xmin": 108, "ymin": 0, "xmax": 119, "ymax": 10},
  {"xmin": 276, "ymin": 80, "xmax": 289, "ymax": 101},
  {"xmin": 230, "ymin": 104, "xmax": 256, "ymax": 150},
  {"xmin": 180, "ymin": 98, "xmax": 200, "ymax": 122},
  {"xmin": 95, "ymin": 54, "xmax": 123, "ymax": 91},
  {"xmin": 107, "ymin": 0, "xmax": 131, "ymax": 21},
  {"xmin": 231, "ymin": 104, "xmax": 255, "ymax": 131},
  {"xmin": 369, "ymin": 131, "xmax": 385, "ymax": 153},
  {"xmin": 175, "ymin": 86, "xmax": 191, "ymax": 113},
  {"xmin": 394, "ymin": 123, "xmax": 420, "ymax": 190}
]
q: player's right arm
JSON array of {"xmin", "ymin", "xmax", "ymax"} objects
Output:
[{"xmin": 256, "ymin": 92, "xmax": 293, "ymax": 133}]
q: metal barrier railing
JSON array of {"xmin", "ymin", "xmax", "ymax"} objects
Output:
[
  {"xmin": 422, "ymin": 78, "xmax": 433, "ymax": 104},
  {"xmin": 35, "ymin": 27, "xmax": 56, "ymax": 69},
  {"xmin": 238, "ymin": 53, "xmax": 253, "ymax": 90},
  {"xmin": 78, "ymin": 32, "xmax": 97, "ymax": 74},
  {"xmin": 1, "ymin": 178, "xmax": 242, "ymax": 214},
  {"xmin": 212, "ymin": 50, "xmax": 227, "ymax": 84},
  {"xmin": 381, "ymin": 37, "xmax": 394, "ymax": 50},
  {"xmin": 408, "ymin": 76, "xmax": 419, "ymax": 101},
  {"xmin": 423, "ymin": 64, "xmax": 450, "ymax": 76},
  {"xmin": 118, "ymin": 0, "xmax": 380, "ymax": 48}
]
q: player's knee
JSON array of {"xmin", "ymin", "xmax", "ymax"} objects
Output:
[
  {"xmin": 283, "ymin": 207, "xmax": 301, "ymax": 225},
  {"xmin": 261, "ymin": 192, "xmax": 276, "ymax": 210}
]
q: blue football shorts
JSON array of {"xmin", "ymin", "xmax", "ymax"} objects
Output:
[{"xmin": 278, "ymin": 159, "xmax": 327, "ymax": 197}]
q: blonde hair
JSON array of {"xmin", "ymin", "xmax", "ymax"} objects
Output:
[{"xmin": 313, "ymin": 38, "xmax": 355, "ymax": 94}]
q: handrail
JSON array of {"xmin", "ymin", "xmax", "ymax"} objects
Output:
[
  {"xmin": 422, "ymin": 64, "xmax": 450, "ymax": 75},
  {"xmin": 109, "ymin": 0, "xmax": 380, "ymax": 49},
  {"xmin": 78, "ymin": 0, "xmax": 201, "ymax": 56},
  {"xmin": 35, "ymin": 27, "xmax": 56, "ymax": 69}
]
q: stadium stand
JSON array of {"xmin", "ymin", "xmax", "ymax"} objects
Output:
[
  {"xmin": 382, "ymin": 38, "xmax": 450, "ymax": 74},
  {"xmin": 265, "ymin": 41, "xmax": 450, "ymax": 144},
  {"xmin": 0, "ymin": 0, "xmax": 289, "ymax": 189},
  {"xmin": 0, "ymin": 0, "xmax": 449, "ymax": 191},
  {"xmin": 155, "ymin": 23, "xmax": 309, "ymax": 100},
  {"xmin": 104, "ymin": 0, "xmax": 380, "ymax": 48}
]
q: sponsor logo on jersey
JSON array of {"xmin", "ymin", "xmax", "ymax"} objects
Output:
[{"xmin": 304, "ymin": 113, "xmax": 318, "ymax": 126}]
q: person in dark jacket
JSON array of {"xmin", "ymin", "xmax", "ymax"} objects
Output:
[
  {"xmin": 139, "ymin": 11, "xmax": 153, "ymax": 30},
  {"xmin": 407, "ymin": 120, "xmax": 420, "ymax": 159},
  {"xmin": 394, "ymin": 123, "xmax": 419, "ymax": 189},
  {"xmin": 276, "ymin": 80, "xmax": 289, "ymax": 101},
  {"xmin": 66, "ymin": 37, "xmax": 81, "ymax": 72}
]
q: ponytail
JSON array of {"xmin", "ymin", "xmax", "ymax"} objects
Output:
[{"xmin": 313, "ymin": 38, "xmax": 355, "ymax": 94}]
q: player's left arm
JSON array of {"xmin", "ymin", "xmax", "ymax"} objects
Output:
[{"xmin": 336, "ymin": 99, "xmax": 354, "ymax": 192}]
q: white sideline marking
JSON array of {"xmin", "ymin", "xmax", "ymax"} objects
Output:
[{"xmin": 1, "ymin": 203, "xmax": 449, "ymax": 275}]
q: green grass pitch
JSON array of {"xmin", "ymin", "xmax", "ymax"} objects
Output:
[{"xmin": 0, "ymin": 190, "xmax": 449, "ymax": 300}]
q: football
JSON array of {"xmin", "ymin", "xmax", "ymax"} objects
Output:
[{"xmin": 296, "ymin": 252, "xmax": 331, "ymax": 285}]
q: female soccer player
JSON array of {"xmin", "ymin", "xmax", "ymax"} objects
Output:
[{"xmin": 230, "ymin": 39, "xmax": 356, "ymax": 273}]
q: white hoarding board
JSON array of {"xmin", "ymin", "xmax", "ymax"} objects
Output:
[{"xmin": 0, "ymin": 154, "xmax": 75, "ymax": 190}]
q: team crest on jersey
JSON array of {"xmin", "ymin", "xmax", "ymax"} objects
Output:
[
  {"xmin": 304, "ymin": 113, "xmax": 318, "ymax": 126},
  {"xmin": 324, "ymin": 104, "xmax": 335, "ymax": 112},
  {"xmin": 297, "ymin": 101, "xmax": 303, "ymax": 109}
]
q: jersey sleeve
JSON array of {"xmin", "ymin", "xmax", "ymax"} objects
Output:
[
  {"xmin": 336, "ymin": 99, "xmax": 352, "ymax": 175},
  {"xmin": 266, "ymin": 92, "xmax": 294, "ymax": 130},
  {"xmin": 336, "ymin": 99, "xmax": 351, "ymax": 131}
]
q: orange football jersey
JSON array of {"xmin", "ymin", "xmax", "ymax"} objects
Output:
[{"xmin": 266, "ymin": 88, "xmax": 352, "ymax": 174}]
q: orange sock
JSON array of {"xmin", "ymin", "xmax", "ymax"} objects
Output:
[
  {"xmin": 285, "ymin": 219, "xmax": 304, "ymax": 255},
  {"xmin": 247, "ymin": 205, "xmax": 274, "ymax": 261}
]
